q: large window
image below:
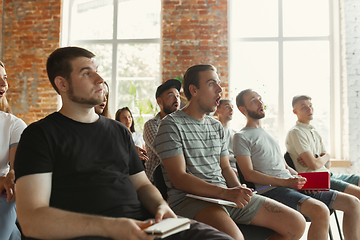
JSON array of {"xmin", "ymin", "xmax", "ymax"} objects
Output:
[
  {"xmin": 229, "ymin": 0, "xmax": 342, "ymax": 157},
  {"xmin": 61, "ymin": 0, "xmax": 161, "ymax": 131}
]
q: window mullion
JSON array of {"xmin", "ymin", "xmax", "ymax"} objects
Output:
[{"xmin": 278, "ymin": 0, "xmax": 285, "ymax": 145}]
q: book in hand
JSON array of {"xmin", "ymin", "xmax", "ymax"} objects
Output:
[
  {"xmin": 143, "ymin": 218, "xmax": 191, "ymax": 238},
  {"xmin": 297, "ymin": 172, "xmax": 330, "ymax": 191},
  {"xmin": 185, "ymin": 185, "xmax": 275, "ymax": 208}
]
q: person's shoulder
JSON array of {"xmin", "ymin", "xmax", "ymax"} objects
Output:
[
  {"xmin": 162, "ymin": 110, "xmax": 182, "ymax": 123},
  {"xmin": 0, "ymin": 111, "xmax": 27, "ymax": 127},
  {"xmin": 144, "ymin": 113, "xmax": 161, "ymax": 127}
]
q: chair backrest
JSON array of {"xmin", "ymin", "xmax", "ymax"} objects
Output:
[
  {"xmin": 284, "ymin": 152, "xmax": 296, "ymax": 170},
  {"xmin": 236, "ymin": 164, "xmax": 256, "ymax": 189},
  {"xmin": 153, "ymin": 164, "xmax": 168, "ymax": 201}
]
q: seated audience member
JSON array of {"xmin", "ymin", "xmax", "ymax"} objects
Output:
[
  {"xmin": 95, "ymin": 81, "xmax": 111, "ymax": 118},
  {"xmin": 14, "ymin": 46, "xmax": 233, "ymax": 240},
  {"xmin": 143, "ymin": 79, "xmax": 181, "ymax": 183},
  {"xmin": 215, "ymin": 99, "xmax": 237, "ymax": 173},
  {"xmin": 286, "ymin": 95, "xmax": 360, "ymax": 199},
  {"xmin": 116, "ymin": 106, "xmax": 148, "ymax": 162},
  {"xmin": 0, "ymin": 61, "xmax": 26, "ymax": 240},
  {"xmin": 153, "ymin": 64, "xmax": 306, "ymax": 240},
  {"xmin": 234, "ymin": 89, "xmax": 360, "ymax": 240}
]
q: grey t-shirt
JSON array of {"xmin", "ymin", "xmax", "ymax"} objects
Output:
[
  {"xmin": 233, "ymin": 127, "xmax": 293, "ymax": 189},
  {"xmin": 153, "ymin": 110, "xmax": 229, "ymax": 208}
]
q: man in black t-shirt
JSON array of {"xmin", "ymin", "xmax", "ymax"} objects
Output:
[{"xmin": 14, "ymin": 47, "xmax": 232, "ymax": 240}]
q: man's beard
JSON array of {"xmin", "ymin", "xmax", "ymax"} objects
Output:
[
  {"xmin": 247, "ymin": 108, "xmax": 265, "ymax": 119},
  {"xmin": 68, "ymin": 81, "xmax": 103, "ymax": 106},
  {"xmin": 163, "ymin": 102, "xmax": 178, "ymax": 115}
]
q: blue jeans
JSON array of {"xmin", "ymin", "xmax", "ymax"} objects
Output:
[
  {"xmin": 262, "ymin": 186, "xmax": 337, "ymax": 212},
  {"xmin": 0, "ymin": 194, "xmax": 21, "ymax": 240}
]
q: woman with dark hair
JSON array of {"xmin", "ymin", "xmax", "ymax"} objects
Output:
[
  {"xmin": 0, "ymin": 60, "xmax": 26, "ymax": 240},
  {"xmin": 94, "ymin": 81, "xmax": 111, "ymax": 118},
  {"xmin": 115, "ymin": 107, "xmax": 148, "ymax": 162}
]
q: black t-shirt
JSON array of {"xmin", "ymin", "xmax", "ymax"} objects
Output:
[{"xmin": 15, "ymin": 112, "xmax": 151, "ymax": 220}]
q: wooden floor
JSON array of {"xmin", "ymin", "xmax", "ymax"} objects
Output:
[{"xmin": 299, "ymin": 211, "xmax": 343, "ymax": 240}]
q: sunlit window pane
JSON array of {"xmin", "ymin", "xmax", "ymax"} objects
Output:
[
  {"xmin": 230, "ymin": 42, "xmax": 279, "ymax": 138},
  {"xmin": 116, "ymin": 79, "xmax": 159, "ymax": 131},
  {"xmin": 77, "ymin": 44, "xmax": 113, "ymax": 80},
  {"xmin": 70, "ymin": 0, "xmax": 114, "ymax": 40},
  {"xmin": 283, "ymin": 41, "xmax": 330, "ymax": 149},
  {"xmin": 283, "ymin": 0, "xmax": 329, "ymax": 37},
  {"xmin": 117, "ymin": 0, "xmax": 161, "ymax": 39},
  {"xmin": 231, "ymin": 0, "xmax": 278, "ymax": 38},
  {"xmin": 117, "ymin": 43, "xmax": 160, "ymax": 78}
]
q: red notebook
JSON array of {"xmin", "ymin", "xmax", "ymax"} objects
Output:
[{"xmin": 297, "ymin": 172, "xmax": 330, "ymax": 191}]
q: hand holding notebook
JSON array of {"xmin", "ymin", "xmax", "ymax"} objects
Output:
[
  {"xmin": 142, "ymin": 218, "xmax": 191, "ymax": 238},
  {"xmin": 296, "ymin": 172, "xmax": 330, "ymax": 191}
]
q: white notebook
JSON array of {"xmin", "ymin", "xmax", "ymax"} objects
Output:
[
  {"xmin": 186, "ymin": 194, "xmax": 238, "ymax": 208},
  {"xmin": 143, "ymin": 218, "xmax": 191, "ymax": 238}
]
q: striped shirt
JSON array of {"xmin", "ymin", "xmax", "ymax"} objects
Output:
[{"xmin": 153, "ymin": 110, "xmax": 229, "ymax": 208}]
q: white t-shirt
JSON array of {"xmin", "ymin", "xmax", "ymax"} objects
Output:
[
  {"xmin": 285, "ymin": 121, "xmax": 328, "ymax": 173},
  {"xmin": 0, "ymin": 111, "xmax": 27, "ymax": 176},
  {"xmin": 132, "ymin": 131, "xmax": 145, "ymax": 148}
]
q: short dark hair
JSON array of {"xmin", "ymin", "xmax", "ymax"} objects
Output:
[
  {"xmin": 115, "ymin": 106, "xmax": 135, "ymax": 133},
  {"xmin": 292, "ymin": 95, "xmax": 311, "ymax": 108},
  {"xmin": 46, "ymin": 46, "xmax": 95, "ymax": 94},
  {"xmin": 218, "ymin": 99, "xmax": 230, "ymax": 108},
  {"xmin": 183, "ymin": 64, "xmax": 217, "ymax": 101},
  {"xmin": 236, "ymin": 89, "xmax": 253, "ymax": 109}
]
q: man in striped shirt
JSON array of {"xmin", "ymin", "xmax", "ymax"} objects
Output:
[
  {"xmin": 144, "ymin": 79, "xmax": 181, "ymax": 183},
  {"xmin": 153, "ymin": 64, "xmax": 306, "ymax": 240}
]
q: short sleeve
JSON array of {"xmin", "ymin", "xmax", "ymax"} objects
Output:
[
  {"xmin": 287, "ymin": 129, "xmax": 311, "ymax": 155},
  {"xmin": 153, "ymin": 116, "xmax": 183, "ymax": 160},
  {"xmin": 15, "ymin": 123, "xmax": 54, "ymax": 181},
  {"xmin": 9, "ymin": 117, "xmax": 27, "ymax": 148},
  {"xmin": 233, "ymin": 132, "xmax": 251, "ymax": 157}
]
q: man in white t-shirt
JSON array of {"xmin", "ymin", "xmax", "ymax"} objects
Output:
[{"xmin": 286, "ymin": 95, "xmax": 360, "ymax": 200}]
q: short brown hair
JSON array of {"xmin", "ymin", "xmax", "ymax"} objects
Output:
[
  {"xmin": 46, "ymin": 46, "xmax": 95, "ymax": 94},
  {"xmin": 236, "ymin": 89, "xmax": 253, "ymax": 109},
  {"xmin": 292, "ymin": 95, "xmax": 311, "ymax": 108},
  {"xmin": 183, "ymin": 64, "xmax": 217, "ymax": 101}
]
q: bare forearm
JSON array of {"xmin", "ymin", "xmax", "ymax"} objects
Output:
[
  {"xmin": 137, "ymin": 183, "xmax": 168, "ymax": 215},
  {"xmin": 244, "ymin": 169, "xmax": 287, "ymax": 187},
  {"xmin": 18, "ymin": 206, "xmax": 116, "ymax": 239},
  {"xmin": 222, "ymin": 166, "xmax": 241, "ymax": 188},
  {"xmin": 172, "ymin": 173, "xmax": 227, "ymax": 199}
]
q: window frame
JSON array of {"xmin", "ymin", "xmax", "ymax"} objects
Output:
[
  {"xmin": 61, "ymin": 0, "xmax": 161, "ymax": 118},
  {"xmin": 229, "ymin": 0, "xmax": 343, "ymax": 158}
]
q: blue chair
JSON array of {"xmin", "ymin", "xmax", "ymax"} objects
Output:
[{"xmin": 153, "ymin": 164, "xmax": 273, "ymax": 239}]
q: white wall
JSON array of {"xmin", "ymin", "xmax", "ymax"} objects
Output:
[{"xmin": 344, "ymin": 0, "xmax": 360, "ymax": 174}]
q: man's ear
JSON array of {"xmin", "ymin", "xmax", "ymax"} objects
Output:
[
  {"xmin": 54, "ymin": 76, "xmax": 68, "ymax": 93},
  {"xmin": 238, "ymin": 106, "xmax": 247, "ymax": 115},
  {"xmin": 156, "ymin": 97, "xmax": 162, "ymax": 107},
  {"xmin": 189, "ymin": 84, "xmax": 197, "ymax": 97},
  {"xmin": 292, "ymin": 108, "xmax": 297, "ymax": 115}
]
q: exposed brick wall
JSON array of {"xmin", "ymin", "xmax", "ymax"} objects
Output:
[
  {"xmin": 162, "ymin": 0, "xmax": 229, "ymax": 98},
  {"xmin": 344, "ymin": 0, "xmax": 360, "ymax": 173},
  {"xmin": 0, "ymin": 0, "xmax": 3, "ymax": 57},
  {"xmin": 2, "ymin": 0, "xmax": 60, "ymax": 125}
]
